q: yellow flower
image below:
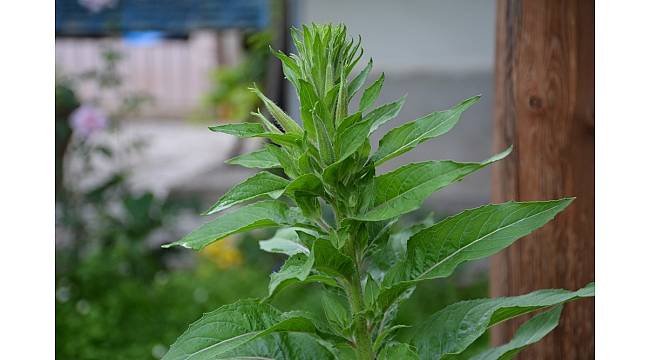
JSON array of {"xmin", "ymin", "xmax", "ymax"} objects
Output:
[{"xmin": 200, "ymin": 236, "xmax": 243, "ymax": 269}]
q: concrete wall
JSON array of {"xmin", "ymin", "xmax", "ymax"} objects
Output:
[{"xmin": 292, "ymin": 0, "xmax": 497, "ymax": 216}]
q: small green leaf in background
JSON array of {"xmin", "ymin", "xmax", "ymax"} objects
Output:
[
  {"xmin": 203, "ymin": 171, "xmax": 288, "ymax": 215},
  {"xmin": 469, "ymin": 306, "xmax": 564, "ymax": 360}
]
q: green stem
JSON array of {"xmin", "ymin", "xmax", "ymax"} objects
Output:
[{"xmin": 348, "ymin": 244, "xmax": 373, "ymax": 360}]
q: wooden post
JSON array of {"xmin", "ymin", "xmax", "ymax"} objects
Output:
[{"xmin": 490, "ymin": 0, "xmax": 594, "ymax": 358}]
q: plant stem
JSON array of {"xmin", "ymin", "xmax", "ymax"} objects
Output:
[{"xmin": 348, "ymin": 244, "xmax": 373, "ymax": 360}]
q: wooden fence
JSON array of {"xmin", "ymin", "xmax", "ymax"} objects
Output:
[{"xmin": 55, "ymin": 30, "xmax": 243, "ymax": 119}]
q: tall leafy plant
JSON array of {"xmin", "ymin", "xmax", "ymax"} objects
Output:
[{"xmin": 162, "ymin": 24, "xmax": 594, "ymax": 360}]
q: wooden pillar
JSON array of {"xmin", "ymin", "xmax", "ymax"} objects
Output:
[{"xmin": 490, "ymin": 0, "xmax": 594, "ymax": 358}]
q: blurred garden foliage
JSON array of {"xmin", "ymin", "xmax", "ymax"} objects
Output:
[{"xmin": 202, "ymin": 31, "xmax": 273, "ymax": 121}]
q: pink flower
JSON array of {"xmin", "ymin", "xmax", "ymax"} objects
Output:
[
  {"xmin": 78, "ymin": 0, "xmax": 119, "ymax": 13},
  {"xmin": 70, "ymin": 105, "xmax": 109, "ymax": 137}
]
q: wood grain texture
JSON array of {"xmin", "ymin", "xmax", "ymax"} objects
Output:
[{"xmin": 490, "ymin": 0, "xmax": 594, "ymax": 358}]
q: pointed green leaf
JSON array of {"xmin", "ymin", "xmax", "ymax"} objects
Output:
[
  {"xmin": 163, "ymin": 300, "xmax": 334, "ymax": 360},
  {"xmin": 359, "ymin": 73, "xmax": 385, "ymax": 112},
  {"xmin": 209, "ymin": 122, "xmax": 265, "ymax": 137},
  {"xmin": 269, "ymin": 253, "xmax": 315, "ymax": 297},
  {"xmin": 251, "ymin": 86, "xmax": 304, "ymax": 135},
  {"xmin": 378, "ymin": 198, "xmax": 574, "ymax": 309},
  {"xmin": 203, "ymin": 171, "xmax": 289, "ymax": 215},
  {"xmin": 354, "ymin": 148, "xmax": 511, "ymax": 221},
  {"xmin": 163, "ymin": 201, "xmax": 309, "ymax": 250},
  {"xmin": 364, "ymin": 274, "xmax": 380, "ymax": 309},
  {"xmin": 272, "ymin": 48, "xmax": 301, "ymax": 89},
  {"xmin": 364, "ymin": 95, "xmax": 406, "ymax": 133},
  {"xmin": 338, "ymin": 111, "xmax": 362, "ymax": 134},
  {"xmin": 373, "ymin": 96, "xmax": 480, "ymax": 165},
  {"xmin": 314, "ymin": 112, "xmax": 336, "ymax": 165},
  {"xmin": 348, "ymin": 59, "xmax": 373, "ymax": 101},
  {"xmin": 259, "ymin": 228, "xmax": 311, "ymax": 256},
  {"xmin": 378, "ymin": 342, "xmax": 419, "ymax": 360},
  {"xmin": 298, "ymin": 79, "xmax": 318, "ymax": 138},
  {"xmin": 209, "ymin": 123, "xmax": 302, "ymax": 147},
  {"xmin": 469, "ymin": 306, "xmax": 564, "ymax": 360},
  {"xmin": 410, "ymin": 283, "xmax": 594, "ymax": 360},
  {"xmin": 225, "ymin": 146, "xmax": 281, "ymax": 169}
]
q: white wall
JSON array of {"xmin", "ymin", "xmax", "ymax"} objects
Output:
[{"xmin": 299, "ymin": 0, "xmax": 496, "ymax": 73}]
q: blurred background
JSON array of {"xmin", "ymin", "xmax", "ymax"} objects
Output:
[{"xmin": 55, "ymin": 0, "xmax": 500, "ymax": 358}]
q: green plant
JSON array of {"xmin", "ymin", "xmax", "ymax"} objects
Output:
[{"xmin": 162, "ymin": 24, "xmax": 594, "ymax": 360}]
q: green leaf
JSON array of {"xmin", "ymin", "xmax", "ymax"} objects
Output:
[
  {"xmin": 225, "ymin": 146, "xmax": 281, "ymax": 169},
  {"xmin": 259, "ymin": 228, "xmax": 311, "ymax": 256},
  {"xmin": 359, "ymin": 73, "xmax": 385, "ymax": 113},
  {"xmin": 378, "ymin": 198, "xmax": 574, "ymax": 309},
  {"xmin": 209, "ymin": 123, "xmax": 302, "ymax": 147},
  {"xmin": 251, "ymin": 85, "xmax": 304, "ymax": 135},
  {"xmin": 284, "ymin": 173, "xmax": 324, "ymax": 197},
  {"xmin": 364, "ymin": 95, "xmax": 406, "ymax": 133},
  {"xmin": 267, "ymin": 145, "xmax": 301, "ymax": 179},
  {"xmin": 272, "ymin": 48, "xmax": 301, "ymax": 89},
  {"xmin": 378, "ymin": 342, "xmax": 419, "ymax": 360},
  {"xmin": 322, "ymin": 294, "xmax": 351, "ymax": 334},
  {"xmin": 314, "ymin": 111, "xmax": 336, "ymax": 165},
  {"xmin": 373, "ymin": 325, "xmax": 411, "ymax": 353},
  {"xmin": 298, "ymin": 79, "xmax": 318, "ymax": 138},
  {"xmin": 364, "ymin": 274, "xmax": 380, "ymax": 309},
  {"xmin": 312, "ymin": 237, "xmax": 354, "ymax": 278},
  {"xmin": 354, "ymin": 148, "xmax": 512, "ymax": 221},
  {"xmin": 335, "ymin": 117, "xmax": 372, "ymax": 162},
  {"xmin": 348, "ymin": 59, "xmax": 373, "ymax": 101},
  {"xmin": 163, "ymin": 201, "xmax": 308, "ymax": 250},
  {"xmin": 373, "ymin": 95, "xmax": 480, "ymax": 165},
  {"xmin": 410, "ymin": 283, "xmax": 594, "ymax": 360},
  {"xmin": 469, "ymin": 306, "xmax": 564, "ymax": 360},
  {"xmin": 269, "ymin": 253, "xmax": 315, "ymax": 298},
  {"xmin": 332, "ymin": 97, "xmax": 405, "ymax": 166},
  {"xmin": 338, "ymin": 111, "xmax": 362, "ymax": 134},
  {"xmin": 163, "ymin": 300, "xmax": 334, "ymax": 360},
  {"xmin": 209, "ymin": 122, "xmax": 265, "ymax": 137},
  {"xmin": 203, "ymin": 171, "xmax": 289, "ymax": 215}
]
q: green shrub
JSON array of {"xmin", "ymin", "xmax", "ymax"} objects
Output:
[{"xmin": 162, "ymin": 24, "xmax": 594, "ymax": 360}]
